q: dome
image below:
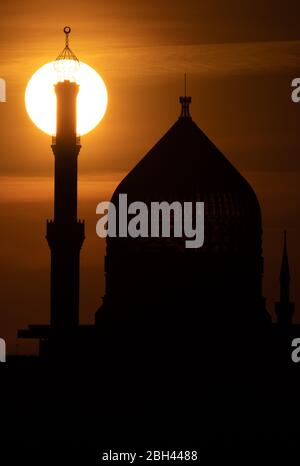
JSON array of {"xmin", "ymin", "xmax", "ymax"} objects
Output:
[
  {"xmin": 111, "ymin": 100, "xmax": 262, "ymax": 256},
  {"xmin": 97, "ymin": 97, "xmax": 269, "ymax": 331}
]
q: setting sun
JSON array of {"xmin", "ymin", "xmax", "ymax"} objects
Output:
[{"xmin": 25, "ymin": 61, "xmax": 108, "ymax": 136}]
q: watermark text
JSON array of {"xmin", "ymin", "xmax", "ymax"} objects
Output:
[
  {"xmin": 96, "ymin": 194, "xmax": 204, "ymax": 249},
  {"xmin": 0, "ymin": 78, "xmax": 6, "ymax": 102}
]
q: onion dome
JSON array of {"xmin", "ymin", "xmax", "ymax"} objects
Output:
[
  {"xmin": 110, "ymin": 96, "xmax": 262, "ymax": 256},
  {"xmin": 98, "ymin": 95, "xmax": 270, "ymax": 331}
]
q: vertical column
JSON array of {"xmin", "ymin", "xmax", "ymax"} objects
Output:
[{"xmin": 46, "ymin": 80, "xmax": 85, "ymax": 331}]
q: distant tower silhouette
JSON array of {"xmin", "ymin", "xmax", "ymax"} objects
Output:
[
  {"xmin": 46, "ymin": 27, "xmax": 84, "ymax": 331},
  {"xmin": 275, "ymin": 230, "xmax": 294, "ymax": 326}
]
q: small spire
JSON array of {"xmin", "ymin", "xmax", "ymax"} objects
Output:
[
  {"xmin": 64, "ymin": 26, "xmax": 70, "ymax": 48},
  {"xmin": 280, "ymin": 229, "xmax": 290, "ymax": 302},
  {"xmin": 179, "ymin": 73, "xmax": 192, "ymax": 119},
  {"xmin": 275, "ymin": 229, "xmax": 295, "ymax": 326}
]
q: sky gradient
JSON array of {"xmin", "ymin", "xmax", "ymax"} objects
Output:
[{"xmin": 1, "ymin": 0, "xmax": 300, "ymax": 353}]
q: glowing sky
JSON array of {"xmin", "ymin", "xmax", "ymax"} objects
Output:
[{"xmin": 1, "ymin": 0, "xmax": 300, "ymax": 353}]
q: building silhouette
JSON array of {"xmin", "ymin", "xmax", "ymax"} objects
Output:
[
  {"xmin": 9, "ymin": 31, "xmax": 300, "ymax": 459},
  {"xmin": 94, "ymin": 95, "xmax": 273, "ymax": 370},
  {"xmin": 17, "ymin": 32, "xmax": 296, "ymax": 367},
  {"xmin": 275, "ymin": 230, "xmax": 295, "ymax": 326},
  {"xmin": 18, "ymin": 91, "xmax": 297, "ymax": 365}
]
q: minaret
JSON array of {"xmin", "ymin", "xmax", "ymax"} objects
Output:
[
  {"xmin": 46, "ymin": 27, "xmax": 85, "ymax": 331},
  {"xmin": 275, "ymin": 230, "xmax": 295, "ymax": 326}
]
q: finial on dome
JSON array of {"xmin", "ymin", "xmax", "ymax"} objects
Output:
[{"xmin": 179, "ymin": 73, "xmax": 192, "ymax": 119}]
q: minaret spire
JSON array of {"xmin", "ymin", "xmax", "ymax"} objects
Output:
[
  {"xmin": 54, "ymin": 26, "xmax": 80, "ymax": 83},
  {"xmin": 275, "ymin": 230, "xmax": 295, "ymax": 326},
  {"xmin": 280, "ymin": 230, "xmax": 290, "ymax": 302}
]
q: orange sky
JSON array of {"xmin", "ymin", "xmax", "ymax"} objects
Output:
[{"xmin": 1, "ymin": 0, "xmax": 300, "ymax": 353}]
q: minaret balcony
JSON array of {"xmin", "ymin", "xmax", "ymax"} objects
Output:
[{"xmin": 51, "ymin": 135, "xmax": 81, "ymax": 146}]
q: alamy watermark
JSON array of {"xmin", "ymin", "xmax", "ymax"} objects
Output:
[
  {"xmin": 292, "ymin": 78, "xmax": 300, "ymax": 103},
  {"xmin": 96, "ymin": 194, "xmax": 204, "ymax": 249},
  {"xmin": 0, "ymin": 78, "xmax": 6, "ymax": 102},
  {"xmin": 0, "ymin": 338, "xmax": 6, "ymax": 362}
]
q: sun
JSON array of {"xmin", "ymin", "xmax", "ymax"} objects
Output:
[{"xmin": 25, "ymin": 61, "xmax": 108, "ymax": 136}]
